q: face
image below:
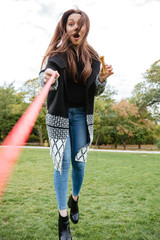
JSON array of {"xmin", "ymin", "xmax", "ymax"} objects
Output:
[{"xmin": 66, "ymin": 13, "xmax": 86, "ymax": 46}]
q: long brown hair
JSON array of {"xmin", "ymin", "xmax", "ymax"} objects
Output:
[{"xmin": 41, "ymin": 9, "xmax": 99, "ymax": 83}]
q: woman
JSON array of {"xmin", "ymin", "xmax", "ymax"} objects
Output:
[{"xmin": 39, "ymin": 8, "xmax": 113, "ymax": 240}]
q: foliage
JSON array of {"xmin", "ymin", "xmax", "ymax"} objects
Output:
[
  {"xmin": 1, "ymin": 61, "xmax": 160, "ymax": 147},
  {"xmin": 20, "ymin": 77, "xmax": 48, "ymax": 145},
  {"xmin": 93, "ymin": 86, "xmax": 117, "ymax": 146},
  {"xmin": 153, "ymin": 124, "xmax": 160, "ymax": 140},
  {"xmin": 20, "ymin": 77, "xmax": 41, "ymax": 103},
  {"xmin": 28, "ymin": 134, "xmax": 40, "ymax": 143},
  {"xmin": 94, "ymin": 94, "xmax": 157, "ymax": 149},
  {"xmin": 0, "ymin": 82, "xmax": 28, "ymax": 142},
  {"xmin": 0, "ymin": 80, "xmax": 47, "ymax": 145},
  {"xmin": 111, "ymin": 100, "xmax": 138, "ymax": 149},
  {"xmin": 131, "ymin": 59, "xmax": 160, "ymax": 120},
  {"xmin": 156, "ymin": 138, "xmax": 160, "ymax": 149}
]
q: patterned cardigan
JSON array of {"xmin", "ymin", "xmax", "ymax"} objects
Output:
[{"xmin": 39, "ymin": 53, "xmax": 107, "ymax": 173}]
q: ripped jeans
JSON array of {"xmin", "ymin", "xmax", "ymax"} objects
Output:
[{"xmin": 54, "ymin": 107, "xmax": 87, "ymax": 210}]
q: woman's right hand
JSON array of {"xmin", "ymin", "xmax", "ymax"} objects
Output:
[{"xmin": 44, "ymin": 68, "xmax": 59, "ymax": 84}]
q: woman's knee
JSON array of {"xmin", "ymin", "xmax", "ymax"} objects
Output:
[{"xmin": 72, "ymin": 161, "xmax": 85, "ymax": 172}]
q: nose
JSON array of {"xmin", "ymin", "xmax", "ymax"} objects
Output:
[{"xmin": 74, "ymin": 23, "xmax": 78, "ymax": 30}]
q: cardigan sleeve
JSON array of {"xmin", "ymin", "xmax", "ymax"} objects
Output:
[
  {"xmin": 39, "ymin": 61, "xmax": 59, "ymax": 91},
  {"xmin": 95, "ymin": 74, "xmax": 107, "ymax": 96}
]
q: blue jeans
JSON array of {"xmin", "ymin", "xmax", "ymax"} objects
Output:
[{"xmin": 54, "ymin": 107, "xmax": 87, "ymax": 210}]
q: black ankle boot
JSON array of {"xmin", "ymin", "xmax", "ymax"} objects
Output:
[
  {"xmin": 68, "ymin": 195, "xmax": 79, "ymax": 224},
  {"xmin": 58, "ymin": 213, "xmax": 72, "ymax": 240}
]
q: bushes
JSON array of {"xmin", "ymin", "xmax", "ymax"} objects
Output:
[
  {"xmin": 156, "ymin": 138, "xmax": 160, "ymax": 149},
  {"xmin": 28, "ymin": 134, "xmax": 40, "ymax": 143}
]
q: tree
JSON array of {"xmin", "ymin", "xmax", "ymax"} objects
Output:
[
  {"xmin": 0, "ymin": 82, "xmax": 26, "ymax": 142},
  {"xmin": 20, "ymin": 77, "xmax": 41, "ymax": 102},
  {"xmin": 0, "ymin": 78, "xmax": 47, "ymax": 145},
  {"xmin": 111, "ymin": 100, "xmax": 139, "ymax": 149},
  {"xmin": 144, "ymin": 59, "xmax": 160, "ymax": 105},
  {"xmin": 111, "ymin": 99, "xmax": 156, "ymax": 149},
  {"xmin": 20, "ymin": 77, "xmax": 47, "ymax": 146},
  {"xmin": 93, "ymin": 86, "xmax": 117, "ymax": 146},
  {"xmin": 93, "ymin": 97, "xmax": 106, "ymax": 146},
  {"xmin": 131, "ymin": 59, "xmax": 160, "ymax": 120},
  {"xmin": 153, "ymin": 123, "xmax": 160, "ymax": 149},
  {"xmin": 134, "ymin": 118, "xmax": 155, "ymax": 148}
]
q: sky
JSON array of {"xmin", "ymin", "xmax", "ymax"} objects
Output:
[{"xmin": 0, "ymin": 0, "xmax": 160, "ymax": 101}]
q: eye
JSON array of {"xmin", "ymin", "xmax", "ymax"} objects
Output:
[{"xmin": 69, "ymin": 23, "xmax": 74, "ymax": 27}]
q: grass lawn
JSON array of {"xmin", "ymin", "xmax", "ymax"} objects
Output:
[{"xmin": 0, "ymin": 149, "xmax": 160, "ymax": 240}]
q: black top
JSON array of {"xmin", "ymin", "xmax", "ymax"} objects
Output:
[
  {"xmin": 67, "ymin": 58, "xmax": 85, "ymax": 107},
  {"xmin": 45, "ymin": 53, "xmax": 100, "ymax": 118}
]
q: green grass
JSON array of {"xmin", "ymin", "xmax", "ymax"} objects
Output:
[{"xmin": 0, "ymin": 149, "xmax": 160, "ymax": 240}]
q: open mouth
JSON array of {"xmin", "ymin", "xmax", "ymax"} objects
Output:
[{"xmin": 73, "ymin": 33, "xmax": 80, "ymax": 39}]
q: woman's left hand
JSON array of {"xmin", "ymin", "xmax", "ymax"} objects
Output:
[{"xmin": 99, "ymin": 64, "xmax": 114, "ymax": 82}]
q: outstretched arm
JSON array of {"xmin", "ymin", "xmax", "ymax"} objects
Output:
[{"xmin": 39, "ymin": 68, "xmax": 59, "ymax": 90}]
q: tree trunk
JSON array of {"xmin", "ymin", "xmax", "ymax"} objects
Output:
[
  {"xmin": 95, "ymin": 133, "xmax": 100, "ymax": 147},
  {"xmin": 36, "ymin": 125, "xmax": 44, "ymax": 146},
  {"xmin": 122, "ymin": 141, "xmax": 126, "ymax": 150},
  {"xmin": 2, "ymin": 130, "xmax": 5, "ymax": 141},
  {"xmin": 138, "ymin": 143, "xmax": 141, "ymax": 149}
]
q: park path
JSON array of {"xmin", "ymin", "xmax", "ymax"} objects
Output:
[{"xmin": 21, "ymin": 146, "xmax": 160, "ymax": 154}]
